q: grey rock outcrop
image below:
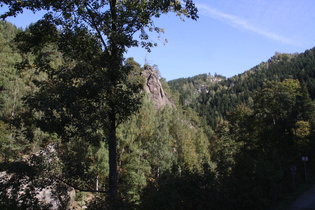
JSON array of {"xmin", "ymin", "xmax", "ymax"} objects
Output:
[
  {"xmin": 142, "ymin": 66, "xmax": 173, "ymax": 108},
  {"xmin": 0, "ymin": 144, "xmax": 74, "ymax": 209}
]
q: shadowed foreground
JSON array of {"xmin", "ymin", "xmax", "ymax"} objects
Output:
[{"xmin": 291, "ymin": 185, "xmax": 315, "ymax": 210}]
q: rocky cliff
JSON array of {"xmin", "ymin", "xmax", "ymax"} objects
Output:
[{"xmin": 142, "ymin": 66, "xmax": 173, "ymax": 108}]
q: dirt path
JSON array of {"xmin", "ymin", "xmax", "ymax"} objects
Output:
[{"xmin": 290, "ymin": 185, "xmax": 315, "ymax": 209}]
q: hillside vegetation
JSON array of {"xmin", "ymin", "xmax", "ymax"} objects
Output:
[
  {"xmin": 169, "ymin": 50, "xmax": 315, "ymax": 127},
  {"xmin": 1, "ymin": 20, "xmax": 315, "ymax": 209}
]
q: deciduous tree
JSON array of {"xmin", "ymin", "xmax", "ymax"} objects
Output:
[{"xmin": 1, "ymin": 0, "xmax": 199, "ymax": 197}]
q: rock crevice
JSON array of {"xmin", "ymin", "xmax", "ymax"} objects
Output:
[{"xmin": 142, "ymin": 66, "xmax": 173, "ymax": 108}]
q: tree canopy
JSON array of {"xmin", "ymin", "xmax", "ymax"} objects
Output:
[{"xmin": 1, "ymin": 0, "xmax": 199, "ymax": 198}]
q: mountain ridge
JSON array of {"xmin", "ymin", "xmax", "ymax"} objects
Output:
[{"xmin": 168, "ymin": 47, "xmax": 315, "ymax": 127}]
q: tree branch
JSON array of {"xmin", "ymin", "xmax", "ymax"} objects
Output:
[{"xmin": 85, "ymin": 4, "xmax": 108, "ymax": 52}]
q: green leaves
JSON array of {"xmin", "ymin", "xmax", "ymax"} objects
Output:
[
  {"xmin": 2, "ymin": 0, "xmax": 199, "ymax": 54},
  {"xmin": 253, "ymin": 79, "xmax": 301, "ymax": 126},
  {"xmin": 1, "ymin": 0, "xmax": 199, "ymax": 199}
]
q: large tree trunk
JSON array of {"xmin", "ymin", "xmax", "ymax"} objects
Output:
[
  {"xmin": 107, "ymin": 0, "xmax": 121, "ymax": 198},
  {"xmin": 108, "ymin": 110, "xmax": 117, "ymax": 197}
]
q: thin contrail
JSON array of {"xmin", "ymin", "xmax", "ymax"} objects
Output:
[{"xmin": 197, "ymin": 4, "xmax": 300, "ymax": 46}]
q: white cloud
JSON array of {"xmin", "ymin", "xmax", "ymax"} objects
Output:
[{"xmin": 196, "ymin": 3, "xmax": 300, "ymax": 46}]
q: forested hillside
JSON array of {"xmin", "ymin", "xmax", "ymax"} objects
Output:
[
  {"xmin": 169, "ymin": 49, "xmax": 315, "ymax": 127},
  {"xmin": 168, "ymin": 48, "xmax": 315, "ymax": 208},
  {"xmin": 0, "ymin": 21, "xmax": 212, "ymax": 208},
  {"xmin": 1, "ymin": 18, "xmax": 315, "ymax": 209}
]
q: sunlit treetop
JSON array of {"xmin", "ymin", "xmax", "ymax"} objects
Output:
[{"xmin": 0, "ymin": 0, "xmax": 198, "ymax": 53}]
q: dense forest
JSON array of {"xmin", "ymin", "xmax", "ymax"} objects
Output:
[
  {"xmin": 1, "ymin": 2, "xmax": 315, "ymax": 209},
  {"xmin": 0, "ymin": 19, "xmax": 213, "ymax": 209},
  {"xmin": 169, "ymin": 50, "xmax": 315, "ymax": 128}
]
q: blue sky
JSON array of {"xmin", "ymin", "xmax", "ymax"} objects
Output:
[{"xmin": 2, "ymin": 0, "xmax": 315, "ymax": 81}]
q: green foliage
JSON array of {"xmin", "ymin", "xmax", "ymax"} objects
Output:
[
  {"xmin": 169, "ymin": 49, "xmax": 315, "ymax": 129},
  {"xmin": 0, "ymin": 21, "xmax": 21, "ymax": 91},
  {"xmin": 0, "ymin": 21, "xmax": 47, "ymax": 161},
  {"xmin": 172, "ymin": 75, "xmax": 315, "ymax": 209},
  {"xmin": 140, "ymin": 165, "xmax": 225, "ymax": 210},
  {"xmin": 0, "ymin": 18, "xmax": 211, "ymax": 204},
  {"xmin": 0, "ymin": 17, "xmax": 211, "ymax": 205},
  {"xmin": 214, "ymin": 79, "xmax": 315, "ymax": 208},
  {"xmin": 0, "ymin": 120, "xmax": 12, "ymax": 161},
  {"xmin": 2, "ymin": 0, "xmax": 199, "ymax": 197},
  {"xmin": 116, "ymin": 94, "xmax": 211, "ymax": 202},
  {"xmin": 211, "ymin": 121, "xmax": 241, "ymax": 180},
  {"xmin": 2, "ymin": 5, "xmax": 315, "ymax": 207},
  {"xmin": 0, "ymin": 21, "xmax": 22, "ymax": 118}
]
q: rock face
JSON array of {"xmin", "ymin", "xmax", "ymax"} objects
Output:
[
  {"xmin": 0, "ymin": 144, "xmax": 74, "ymax": 209},
  {"xmin": 142, "ymin": 66, "xmax": 173, "ymax": 108}
]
